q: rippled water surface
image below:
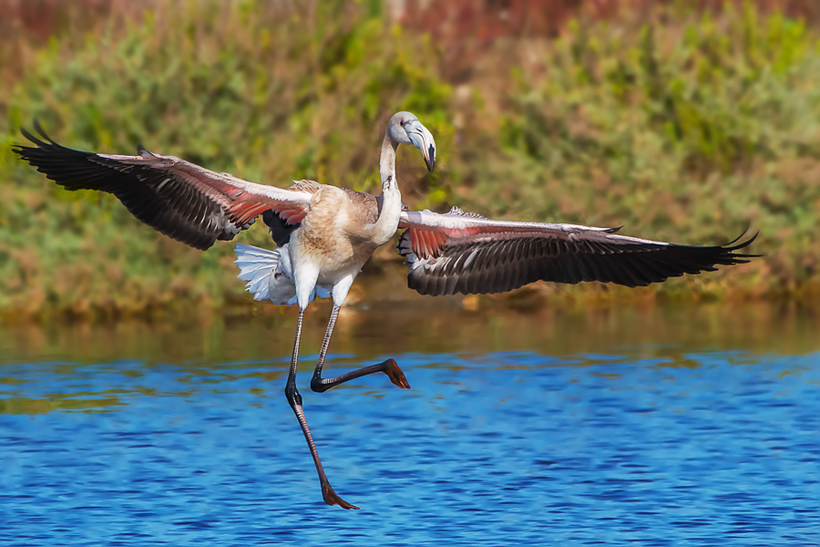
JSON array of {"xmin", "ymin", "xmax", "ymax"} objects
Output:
[{"xmin": 1, "ymin": 302, "xmax": 819, "ymax": 545}]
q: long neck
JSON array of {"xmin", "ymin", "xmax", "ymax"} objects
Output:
[{"xmin": 371, "ymin": 133, "xmax": 402, "ymax": 245}]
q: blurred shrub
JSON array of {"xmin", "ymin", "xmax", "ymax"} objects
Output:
[
  {"xmin": 1, "ymin": 1, "xmax": 819, "ymax": 319},
  {"xmin": 0, "ymin": 0, "xmax": 452, "ymax": 318},
  {"xmin": 468, "ymin": 5, "xmax": 820, "ymax": 295}
]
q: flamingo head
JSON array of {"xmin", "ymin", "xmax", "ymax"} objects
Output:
[{"xmin": 387, "ymin": 111, "xmax": 436, "ymax": 172}]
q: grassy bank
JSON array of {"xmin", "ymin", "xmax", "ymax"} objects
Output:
[{"xmin": 1, "ymin": 1, "xmax": 819, "ymax": 320}]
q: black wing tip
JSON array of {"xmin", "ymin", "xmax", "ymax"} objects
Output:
[
  {"xmin": 15, "ymin": 121, "xmax": 68, "ymax": 158},
  {"xmin": 15, "ymin": 122, "xmax": 47, "ymax": 156},
  {"xmin": 723, "ymin": 229, "xmax": 760, "ymax": 254},
  {"xmin": 672, "ymin": 228, "xmax": 760, "ymax": 255},
  {"xmin": 20, "ymin": 119, "xmax": 55, "ymax": 144},
  {"xmin": 33, "ymin": 119, "xmax": 52, "ymax": 142},
  {"xmin": 14, "ymin": 131, "xmax": 42, "ymax": 163}
]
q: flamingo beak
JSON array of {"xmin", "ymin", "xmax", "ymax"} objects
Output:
[{"xmin": 408, "ymin": 123, "xmax": 436, "ymax": 172}]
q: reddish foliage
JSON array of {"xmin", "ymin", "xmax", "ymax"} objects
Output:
[
  {"xmin": 395, "ymin": 0, "xmax": 820, "ymax": 83},
  {"xmin": 3, "ymin": 0, "xmax": 817, "ymax": 46},
  {"xmin": 0, "ymin": 0, "xmax": 118, "ymax": 40},
  {"xmin": 400, "ymin": 0, "xmax": 819, "ymax": 41},
  {"xmin": 0, "ymin": 0, "xmax": 146, "ymax": 91}
]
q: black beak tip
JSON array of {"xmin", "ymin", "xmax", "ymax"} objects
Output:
[{"xmin": 426, "ymin": 145, "xmax": 436, "ymax": 172}]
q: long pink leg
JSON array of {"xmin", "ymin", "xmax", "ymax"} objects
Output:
[
  {"xmin": 310, "ymin": 305, "xmax": 410, "ymax": 393},
  {"xmin": 284, "ymin": 309, "xmax": 358, "ymax": 510}
]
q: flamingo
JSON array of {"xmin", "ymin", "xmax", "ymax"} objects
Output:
[{"xmin": 14, "ymin": 112, "xmax": 757, "ymax": 509}]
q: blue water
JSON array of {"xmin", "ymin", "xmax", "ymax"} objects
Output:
[{"xmin": 1, "ymin": 306, "xmax": 819, "ymax": 545}]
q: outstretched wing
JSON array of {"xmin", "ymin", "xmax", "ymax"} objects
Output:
[
  {"xmin": 397, "ymin": 207, "xmax": 759, "ymax": 296},
  {"xmin": 13, "ymin": 124, "xmax": 315, "ymax": 250}
]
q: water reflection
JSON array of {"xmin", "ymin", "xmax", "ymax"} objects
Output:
[
  {"xmin": 3, "ymin": 300, "xmax": 820, "ymax": 367},
  {"xmin": 1, "ymin": 301, "xmax": 818, "ymax": 545}
]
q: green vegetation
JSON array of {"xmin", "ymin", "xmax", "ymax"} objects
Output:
[
  {"xmin": 1, "ymin": 1, "xmax": 818, "ymax": 320},
  {"xmin": 475, "ymin": 5, "xmax": 820, "ymax": 298}
]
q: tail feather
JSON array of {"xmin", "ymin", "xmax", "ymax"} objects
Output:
[
  {"xmin": 234, "ymin": 242, "xmax": 331, "ymax": 306},
  {"xmin": 234, "ymin": 243, "xmax": 290, "ymax": 303}
]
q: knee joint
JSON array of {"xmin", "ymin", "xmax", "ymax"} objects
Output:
[
  {"xmin": 284, "ymin": 383, "xmax": 302, "ymax": 407},
  {"xmin": 310, "ymin": 375, "xmax": 327, "ymax": 393}
]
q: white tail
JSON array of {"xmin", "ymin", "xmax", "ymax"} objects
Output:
[
  {"xmin": 234, "ymin": 243, "xmax": 294, "ymax": 304},
  {"xmin": 235, "ymin": 243, "xmax": 332, "ymax": 306}
]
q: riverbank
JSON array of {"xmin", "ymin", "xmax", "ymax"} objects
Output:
[{"xmin": 1, "ymin": 258, "xmax": 816, "ymax": 325}]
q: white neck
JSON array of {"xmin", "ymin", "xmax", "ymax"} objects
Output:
[{"xmin": 371, "ymin": 132, "xmax": 402, "ymax": 245}]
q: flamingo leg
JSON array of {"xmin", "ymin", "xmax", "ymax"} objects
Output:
[
  {"xmin": 310, "ymin": 305, "xmax": 411, "ymax": 393},
  {"xmin": 284, "ymin": 309, "xmax": 358, "ymax": 510}
]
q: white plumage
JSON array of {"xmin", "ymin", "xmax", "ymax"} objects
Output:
[{"xmin": 234, "ymin": 243, "xmax": 330, "ymax": 306}]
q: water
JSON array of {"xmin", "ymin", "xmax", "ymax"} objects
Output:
[{"xmin": 1, "ymin": 301, "xmax": 819, "ymax": 545}]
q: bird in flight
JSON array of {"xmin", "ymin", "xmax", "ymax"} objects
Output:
[{"xmin": 14, "ymin": 112, "xmax": 757, "ymax": 509}]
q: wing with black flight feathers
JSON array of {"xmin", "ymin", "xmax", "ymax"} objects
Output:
[
  {"xmin": 13, "ymin": 123, "xmax": 314, "ymax": 250},
  {"xmin": 398, "ymin": 207, "xmax": 759, "ymax": 296}
]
